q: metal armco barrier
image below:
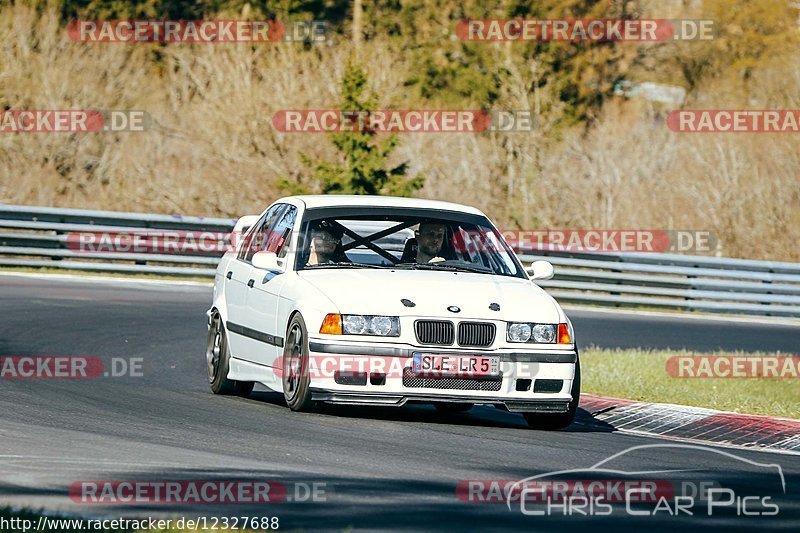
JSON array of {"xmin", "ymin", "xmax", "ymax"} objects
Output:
[
  {"xmin": 0, "ymin": 205, "xmax": 232, "ymax": 278},
  {"xmin": 1, "ymin": 204, "xmax": 799, "ymax": 318}
]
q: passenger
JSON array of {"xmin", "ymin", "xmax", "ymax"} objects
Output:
[{"xmin": 415, "ymin": 222, "xmax": 448, "ymax": 264}]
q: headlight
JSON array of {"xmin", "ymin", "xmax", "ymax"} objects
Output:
[
  {"xmin": 342, "ymin": 314, "xmax": 368, "ymax": 334},
  {"xmin": 508, "ymin": 323, "xmax": 532, "ymax": 342},
  {"xmin": 341, "ymin": 314, "xmax": 400, "ymax": 336},
  {"xmin": 370, "ymin": 316, "xmax": 394, "ymax": 336},
  {"xmin": 532, "ymin": 324, "xmax": 556, "ymax": 343},
  {"xmin": 507, "ymin": 322, "xmax": 567, "ymax": 344}
]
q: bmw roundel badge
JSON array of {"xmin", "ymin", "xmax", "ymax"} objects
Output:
[{"xmin": 447, "ymin": 305, "xmax": 461, "ymax": 313}]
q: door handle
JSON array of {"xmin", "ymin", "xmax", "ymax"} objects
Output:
[
  {"xmin": 247, "ymin": 279, "xmax": 255, "ymax": 288},
  {"xmin": 226, "ymin": 271, "xmax": 233, "ymax": 280}
]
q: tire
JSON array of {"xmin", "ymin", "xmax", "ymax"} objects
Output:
[
  {"xmin": 433, "ymin": 403, "xmax": 474, "ymax": 414},
  {"xmin": 282, "ymin": 314, "xmax": 315, "ymax": 412},
  {"xmin": 524, "ymin": 356, "xmax": 581, "ymax": 430},
  {"xmin": 207, "ymin": 313, "xmax": 254, "ymax": 397}
]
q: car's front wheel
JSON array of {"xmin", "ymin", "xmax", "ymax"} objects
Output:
[
  {"xmin": 282, "ymin": 314, "xmax": 315, "ymax": 412},
  {"xmin": 207, "ymin": 313, "xmax": 254, "ymax": 397},
  {"xmin": 524, "ymin": 357, "xmax": 581, "ymax": 430}
]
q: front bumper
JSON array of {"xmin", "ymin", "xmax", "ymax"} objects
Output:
[
  {"xmin": 309, "ymin": 389, "xmax": 571, "ymax": 413},
  {"xmin": 305, "ymin": 339, "xmax": 577, "ymax": 413}
]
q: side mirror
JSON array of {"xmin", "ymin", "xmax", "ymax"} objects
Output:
[
  {"xmin": 232, "ymin": 215, "xmax": 259, "ymax": 235},
  {"xmin": 529, "ymin": 260, "xmax": 554, "ymax": 281},
  {"xmin": 252, "ymin": 251, "xmax": 283, "ymax": 273},
  {"xmin": 230, "ymin": 215, "xmax": 259, "ymax": 254}
]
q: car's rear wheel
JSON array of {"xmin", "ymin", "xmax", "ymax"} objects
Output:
[
  {"xmin": 433, "ymin": 402, "xmax": 474, "ymax": 414},
  {"xmin": 207, "ymin": 313, "xmax": 254, "ymax": 397},
  {"xmin": 524, "ymin": 357, "xmax": 581, "ymax": 430},
  {"xmin": 282, "ymin": 314, "xmax": 315, "ymax": 412}
]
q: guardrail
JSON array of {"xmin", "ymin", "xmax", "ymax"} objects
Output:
[
  {"xmin": 1, "ymin": 204, "xmax": 799, "ymax": 318},
  {"xmin": 0, "ymin": 205, "xmax": 232, "ymax": 278}
]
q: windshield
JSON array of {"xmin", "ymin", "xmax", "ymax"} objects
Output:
[{"xmin": 295, "ymin": 208, "xmax": 527, "ymax": 279}]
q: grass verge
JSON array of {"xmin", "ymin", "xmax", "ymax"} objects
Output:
[{"xmin": 582, "ymin": 348, "xmax": 799, "ymax": 419}]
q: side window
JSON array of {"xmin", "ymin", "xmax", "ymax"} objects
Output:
[
  {"xmin": 238, "ymin": 204, "xmax": 286, "ymax": 263},
  {"xmin": 236, "ymin": 213, "xmax": 267, "ymax": 261},
  {"xmin": 267, "ymin": 205, "xmax": 298, "ymax": 259}
]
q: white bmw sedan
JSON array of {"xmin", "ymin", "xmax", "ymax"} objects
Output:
[{"xmin": 207, "ymin": 195, "xmax": 580, "ymax": 429}]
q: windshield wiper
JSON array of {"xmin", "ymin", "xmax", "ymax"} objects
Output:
[
  {"xmin": 392, "ymin": 263, "xmax": 492, "ymax": 274},
  {"xmin": 304, "ymin": 262, "xmax": 387, "ymax": 269},
  {"xmin": 447, "ymin": 264, "xmax": 493, "ymax": 274}
]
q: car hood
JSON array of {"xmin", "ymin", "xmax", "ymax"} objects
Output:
[{"xmin": 297, "ymin": 269, "xmax": 562, "ymax": 322}]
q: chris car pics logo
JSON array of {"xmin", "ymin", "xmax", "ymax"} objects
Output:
[{"xmin": 499, "ymin": 444, "xmax": 785, "ymax": 517}]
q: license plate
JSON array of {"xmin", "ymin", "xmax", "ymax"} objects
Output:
[{"xmin": 412, "ymin": 353, "xmax": 500, "ymax": 378}]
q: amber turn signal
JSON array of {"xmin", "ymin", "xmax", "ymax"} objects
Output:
[
  {"xmin": 557, "ymin": 323, "xmax": 572, "ymax": 344},
  {"xmin": 319, "ymin": 313, "xmax": 343, "ymax": 335}
]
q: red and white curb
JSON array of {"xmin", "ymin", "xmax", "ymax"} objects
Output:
[{"xmin": 578, "ymin": 394, "xmax": 800, "ymax": 455}]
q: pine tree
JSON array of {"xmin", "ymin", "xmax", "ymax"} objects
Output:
[{"xmin": 281, "ymin": 62, "xmax": 424, "ymax": 196}]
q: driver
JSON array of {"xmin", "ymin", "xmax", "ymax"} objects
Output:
[
  {"xmin": 306, "ymin": 221, "xmax": 350, "ymax": 266},
  {"xmin": 415, "ymin": 222, "xmax": 448, "ymax": 264}
]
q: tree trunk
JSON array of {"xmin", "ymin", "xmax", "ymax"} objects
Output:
[{"xmin": 352, "ymin": 0, "xmax": 363, "ymax": 57}]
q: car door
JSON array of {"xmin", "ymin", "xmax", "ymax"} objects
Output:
[
  {"xmin": 240, "ymin": 204, "xmax": 298, "ymax": 368},
  {"xmin": 223, "ymin": 204, "xmax": 286, "ymax": 361}
]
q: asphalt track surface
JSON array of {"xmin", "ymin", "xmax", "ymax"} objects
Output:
[{"xmin": 0, "ymin": 274, "xmax": 798, "ymax": 531}]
